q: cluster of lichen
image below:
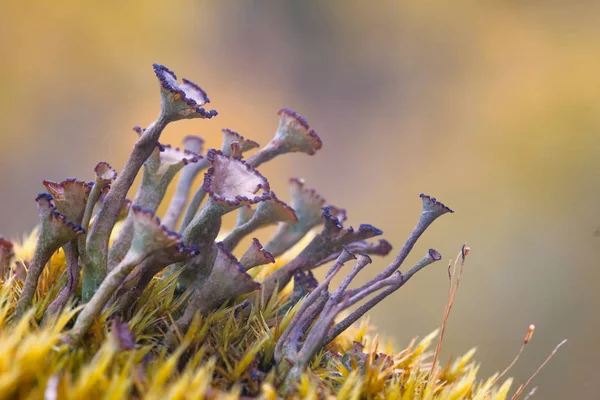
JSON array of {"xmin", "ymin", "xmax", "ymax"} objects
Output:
[{"xmin": 0, "ymin": 64, "xmax": 517, "ymax": 399}]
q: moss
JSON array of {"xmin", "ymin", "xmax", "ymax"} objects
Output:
[{"xmin": 0, "ymin": 254, "xmax": 513, "ymax": 399}]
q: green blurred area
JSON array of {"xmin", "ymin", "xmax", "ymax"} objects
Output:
[{"xmin": 1, "ymin": 1, "xmax": 599, "ymax": 398}]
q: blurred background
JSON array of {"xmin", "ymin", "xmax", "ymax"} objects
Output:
[{"xmin": 1, "ymin": 1, "xmax": 599, "ymax": 398}]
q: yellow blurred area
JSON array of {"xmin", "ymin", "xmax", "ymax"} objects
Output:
[{"xmin": 1, "ymin": 2, "xmax": 599, "ymax": 398}]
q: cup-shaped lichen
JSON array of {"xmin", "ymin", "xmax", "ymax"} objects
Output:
[
  {"xmin": 12, "ymin": 64, "xmax": 450, "ymax": 366},
  {"xmin": 1, "ymin": 63, "xmax": 556, "ymax": 400}
]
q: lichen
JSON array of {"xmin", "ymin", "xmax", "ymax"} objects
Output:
[{"xmin": 0, "ymin": 64, "xmax": 563, "ymax": 400}]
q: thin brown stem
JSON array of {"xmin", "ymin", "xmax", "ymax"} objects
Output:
[
  {"xmin": 429, "ymin": 245, "xmax": 468, "ymax": 385},
  {"xmin": 489, "ymin": 325, "xmax": 535, "ymax": 391},
  {"xmin": 511, "ymin": 339, "xmax": 567, "ymax": 400}
]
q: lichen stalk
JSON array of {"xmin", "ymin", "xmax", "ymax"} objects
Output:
[
  {"xmin": 113, "ymin": 245, "xmax": 198, "ymax": 317},
  {"xmin": 72, "ymin": 252, "xmax": 145, "ymax": 341},
  {"xmin": 327, "ymin": 249, "xmax": 442, "ymax": 345},
  {"xmin": 84, "ymin": 115, "xmax": 169, "ymax": 299},
  {"xmin": 178, "ymin": 186, "xmax": 208, "ymax": 233},
  {"xmin": 16, "ymin": 194, "xmax": 84, "ymax": 318},
  {"xmin": 15, "ymin": 237, "xmax": 57, "ymax": 318},
  {"xmin": 177, "ymin": 199, "xmax": 224, "ymax": 288},
  {"xmin": 274, "ymin": 249, "xmax": 352, "ymax": 363},
  {"xmin": 221, "ymin": 194, "xmax": 296, "ymax": 251},
  {"xmin": 162, "ymin": 136, "xmax": 207, "ymax": 229},
  {"xmin": 258, "ymin": 208, "xmax": 383, "ymax": 302},
  {"xmin": 175, "ymin": 243, "xmax": 260, "ymax": 332},
  {"xmin": 45, "ymin": 241, "xmax": 80, "ymax": 317},
  {"xmin": 347, "ymin": 194, "xmax": 453, "ymax": 296},
  {"xmin": 107, "ymin": 144, "xmax": 198, "ymax": 270}
]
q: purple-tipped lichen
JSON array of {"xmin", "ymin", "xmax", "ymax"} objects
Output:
[
  {"xmin": 15, "ymin": 193, "xmax": 85, "ymax": 317},
  {"xmin": 247, "ymin": 108, "xmax": 322, "ymax": 167},
  {"xmin": 153, "ymin": 63, "xmax": 217, "ymax": 120},
  {"xmin": 13, "ymin": 64, "xmax": 444, "ymax": 364},
  {"xmin": 1, "ymin": 63, "xmax": 560, "ymax": 399},
  {"xmin": 178, "ymin": 129, "xmax": 261, "ymax": 233},
  {"xmin": 239, "ymin": 238, "xmax": 276, "ymax": 270}
]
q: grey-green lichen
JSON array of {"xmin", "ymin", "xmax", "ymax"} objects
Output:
[{"xmin": 0, "ymin": 64, "xmax": 563, "ymax": 400}]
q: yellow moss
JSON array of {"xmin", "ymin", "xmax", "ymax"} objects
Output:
[
  {"xmin": 12, "ymin": 228, "xmax": 39, "ymax": 263},
  {"xmin": 0, "ymin": 231, "xmax": 517, "ymax": 400}
]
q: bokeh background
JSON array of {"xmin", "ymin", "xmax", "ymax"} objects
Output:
[{"xmin": 1, "ymin": 1, "xmax": 599, "ymax": 398}]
